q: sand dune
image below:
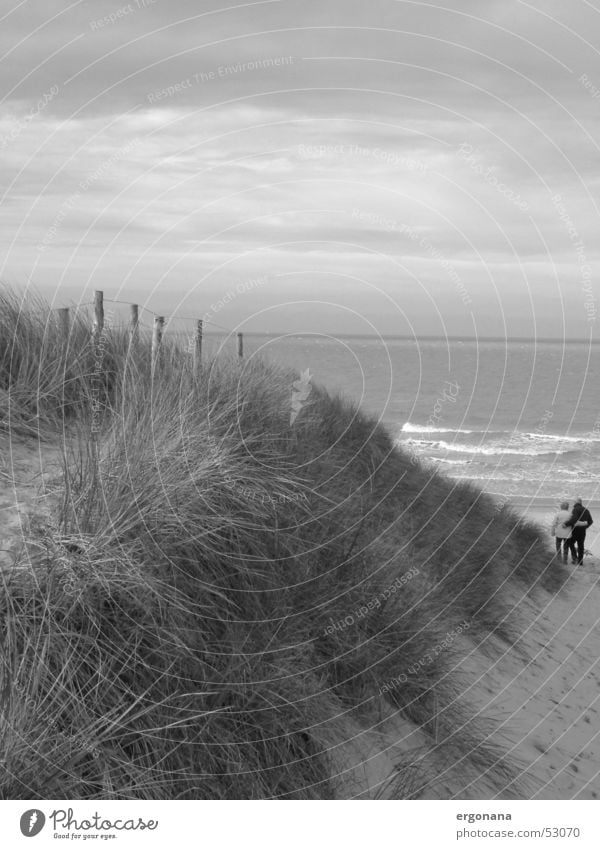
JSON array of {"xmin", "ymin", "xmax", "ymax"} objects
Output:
[{"xmin": 2, "ymin": 432, "xmax": 599, "ymax": 800}]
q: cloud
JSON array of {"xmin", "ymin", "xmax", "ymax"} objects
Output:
[{"xmin": 1, "ymin": 0, "xmax": 599, "ymax": 337}]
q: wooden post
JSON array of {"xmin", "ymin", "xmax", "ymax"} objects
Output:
[
  {"xmin": 237, "ymin": 332, "xmax": 244, "ymax": 359},
  {"xmin": 91, "ymin": 291, "xmax": 104, "ymax": 438},
  {"xmin": 152, "ymin": 316, "xmax": 164, "ymax": 367},
  {"xmin": 58, "ymin": 307, "xmax": 70, "ymax": 338},
  {"xmin": 193, "ymin": 319, "xmax": 203, "ymax": 377},
  {"xmin": 55, "ymin": 307, "xmax": 70, "ymax": 421},
  {"xmin": 92, "ymin": 290, "xmax": 104, "ymax": 348},
  {"xmin": 129, "ymin": 304, "xmax": 139, "ymax": 347}
]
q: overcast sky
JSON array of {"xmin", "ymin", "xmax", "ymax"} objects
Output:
[{"xmin": 1, "ymin": 0, "xmax": 600, "ymax": 338}]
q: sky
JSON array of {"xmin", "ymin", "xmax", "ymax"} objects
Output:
[{"xmin": 1, "ymin": 0, "xmax": 600, "ymax": 339}]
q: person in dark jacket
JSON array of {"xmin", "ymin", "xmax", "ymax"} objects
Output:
[{"xmin": 567, "ymin": 498, "xmax": 594, "ymax": 565}]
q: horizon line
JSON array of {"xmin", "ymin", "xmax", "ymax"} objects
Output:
[{"xmin": 199, "ymin": 331, "xmax": 599, "ymax": 344}]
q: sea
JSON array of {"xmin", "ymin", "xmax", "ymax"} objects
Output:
[{"xmin": 203, "ymin": 334, "xmax": 600, "ymax": 555}]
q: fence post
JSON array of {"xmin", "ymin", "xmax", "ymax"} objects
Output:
[
  {"xmin": 129, "ymin": 304, "xmax": 139, "ymax": 348},
  {"xmin": 193, "ymin": 319, "xmax": 203, "ymax": 377},
  {"xmin": 237, "ymin": 332, "xmax": 244, "ymax": 359},
  {"xmin": 152, "ymin": 316, "xmax": 164, "ymax": 368},
  {"xmin": 91, "ymin": 291, "xmax": 104, "ymax": 442},
  {"xmin": 58, "ymin": 307, "xmax": 70, "ymax": 339},
  {"xmin": 92, "ymin": 290, "xmax": 104, "ymax": 349}
]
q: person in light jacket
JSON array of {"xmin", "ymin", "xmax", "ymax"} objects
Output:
[{"xmin": 551, "ymin": 501, "xmax": 575, "ymax": 563}]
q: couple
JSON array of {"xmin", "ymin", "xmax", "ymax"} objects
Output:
[{"xmin": 551, "ymin": 498, "xmax": 594, "ymax": 565}]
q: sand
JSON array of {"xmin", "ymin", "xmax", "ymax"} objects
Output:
[
  {"xmin": 455, "ymin": 558, "xmax": 600, "ymax": 799},
  {"xmin": 0, "ymin": 432, "xmax": 63, "ymax": 570},
  {"xmin": 337, "ymin": 556, "xmax": 600, "ymax": 800}
]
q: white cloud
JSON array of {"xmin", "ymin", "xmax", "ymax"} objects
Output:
[{"xmin": 1, "ymin": 0, "xmax": 599, "ymax": 337}]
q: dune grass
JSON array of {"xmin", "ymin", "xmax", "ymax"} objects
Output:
[{"xmin": 0, "ymin": 286, "xmax": 567, "ymax": 799}]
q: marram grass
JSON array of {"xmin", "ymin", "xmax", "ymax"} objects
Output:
[{"xmin": 0, "ymin": 286, "xmax": 566, "ymax": 799}]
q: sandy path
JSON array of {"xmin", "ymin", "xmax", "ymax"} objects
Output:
[
  {"xmin": 342, "ymin": 560, "xmax": 600, "ymax": 799},
  {"xmin": 0, "ymin": 432, "xmax": 63, "ymax": 569},
  {"xmin": 482, "ymin": 560, "xmax": 600, "ymax": 799}
]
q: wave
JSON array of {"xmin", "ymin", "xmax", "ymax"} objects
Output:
[
  {"xmin": 444, "ymin": 470, "xmax": 598, "ymax": 483},
  {"xmin": 521, "ymin": 432, "xmax": 600, "ymax": 444},
  {"xmin": 400, "ymin": 422, "xmax": 475, "ymax": 435},
  {"xmin": 401, "ymin": 438, "xmax": 579, "ymax": 457},
  {"xmin": 400, "ymin": 422, "xmax": 600, "ymax": 445}
]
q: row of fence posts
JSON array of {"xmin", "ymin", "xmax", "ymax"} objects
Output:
[
  {"xmin": 56, "ymin": 291, "xmax": 245, "ymax": 475},
  {"xmin": 57, "ymin": 290, "xmax": 245, "ymax": 374}
]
